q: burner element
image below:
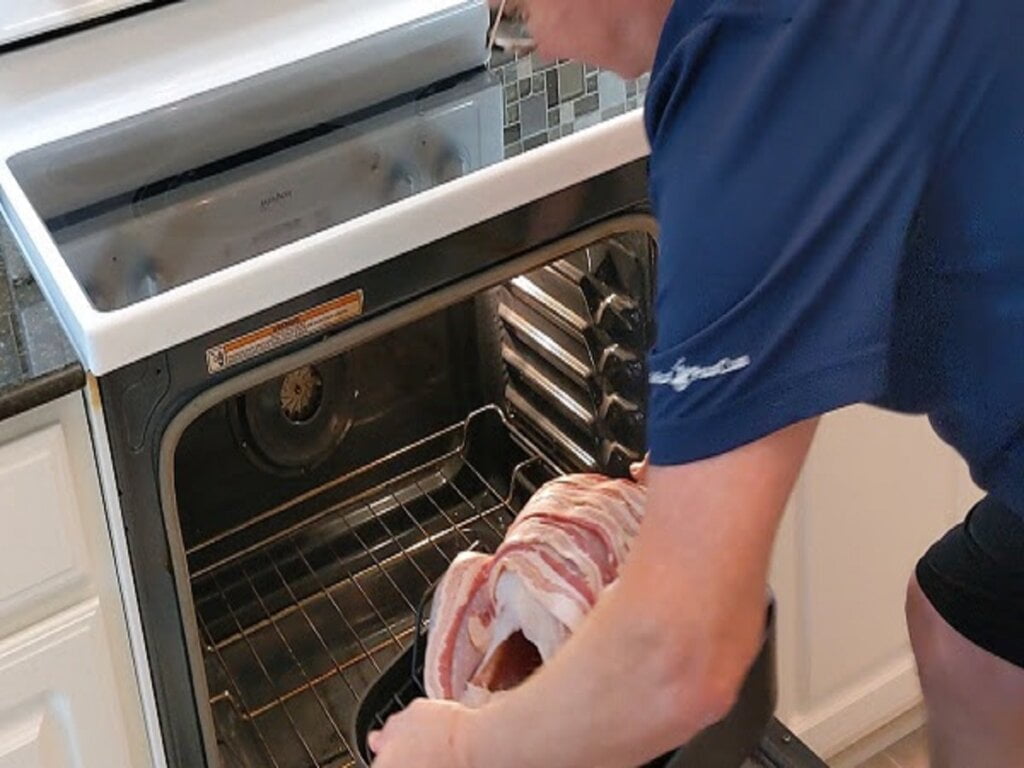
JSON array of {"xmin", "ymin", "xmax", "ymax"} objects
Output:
[
  {"xmin": 280, "ymin": 365, "xmax": 324, "ymax": 423},
  {"xmin": 230, "ymin": 358, "xmax": 353, "ymax": 476}
]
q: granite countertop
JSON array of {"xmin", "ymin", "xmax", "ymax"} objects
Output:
[{"xmin": 0, "ymin": 218, "xmax": 83, "ymax": 422}]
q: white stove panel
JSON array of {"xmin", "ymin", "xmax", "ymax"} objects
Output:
[{"xmin": 0, "ymin": 0, "xmax": 148, "ymax": 46}]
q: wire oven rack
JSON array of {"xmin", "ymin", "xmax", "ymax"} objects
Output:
[{"xmin": 189, "ymin": 406, "xmax": 560, "ymax": 768}]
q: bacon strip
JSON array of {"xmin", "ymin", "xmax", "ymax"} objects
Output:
[{"xmin": 423, "ymin": 552, "xmax": 494, "ymax": 701}]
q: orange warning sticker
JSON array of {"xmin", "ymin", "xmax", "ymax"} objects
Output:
[{"xmin": 206, "ymin": 290, "xmax": 364, "ymax": 374}]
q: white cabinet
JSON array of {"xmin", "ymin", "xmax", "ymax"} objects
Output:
[
  {"xmin": 0, "ymin": 600, "xmax": 132, "ymax": 767},
  {"xmin": 0, "ymin": 394, "xmax": 152, "ymax": 767},
  {"xmin": 770, "ymin": 405, "xmax": 983, "ymax": 759},
  {"xmin": 0, "ymin": 422, "xmax": 91, "ymax": 629}
]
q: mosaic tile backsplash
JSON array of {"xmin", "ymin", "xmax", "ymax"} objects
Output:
[{"xmin": 492, "ymin": 50, "xmax": 650, "ymax": 158}]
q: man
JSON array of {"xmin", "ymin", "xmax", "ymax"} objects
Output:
[{"xmin": 369, "ymin": 0, "xmax": 1024, "ymax": 765}]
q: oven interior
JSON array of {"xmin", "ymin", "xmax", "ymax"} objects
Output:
[{"xmin": 172, "ymin": 226, "xmax": 655, "ymax": 767}]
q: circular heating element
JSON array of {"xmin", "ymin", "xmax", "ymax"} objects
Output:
[
  {"xmin": 230, "ymin": 358, "xmax": 354, "ymax": 476},
  {"xmin": 280, "ymin": 365, "xmax": 324, "ymax": 423}
]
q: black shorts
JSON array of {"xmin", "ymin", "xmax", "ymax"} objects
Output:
[{"xmin": 916, "ymin": 496, "xmax": 1024, "ymax": 669}]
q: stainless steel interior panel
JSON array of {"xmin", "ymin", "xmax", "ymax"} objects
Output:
[{"xmin": 497, "ymin": 229, "xmax": 655, "ymax": 476}]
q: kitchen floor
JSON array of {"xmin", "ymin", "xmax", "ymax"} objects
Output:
[{"xmin": 855, "ymin": 728, "xmax": 929, "ymax": 768}]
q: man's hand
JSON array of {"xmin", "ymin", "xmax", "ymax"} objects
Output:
[
  {"xmin": 492, "ymin": 0, "xmax": 673, "ymax": 78},
  {"xmin": 368, "ymin": 698, "xmax": 474, "ymax": 768}
]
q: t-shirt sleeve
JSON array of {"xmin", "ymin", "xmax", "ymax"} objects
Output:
[{"xmin": 643, "ymin": 0, "xmax": 934, "ymax": 465}]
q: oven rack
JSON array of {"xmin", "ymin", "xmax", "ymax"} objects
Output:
[{"xmin": 190, "ymin": 405, "xmax": 559, "ymax": 768}]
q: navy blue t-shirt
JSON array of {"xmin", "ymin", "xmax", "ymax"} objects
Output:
[{"xmin": 644, "ymin": 0, "xmax": 1024, "ymax": 515}]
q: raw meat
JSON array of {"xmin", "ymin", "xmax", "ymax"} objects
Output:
[{"xmin": 424, "ymin": 468, "xmax": 646, "ymax": 705}]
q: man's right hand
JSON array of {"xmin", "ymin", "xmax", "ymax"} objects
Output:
[{"xmin": 491, "ymin": 0, "xmax": 674, "ymax": 78}]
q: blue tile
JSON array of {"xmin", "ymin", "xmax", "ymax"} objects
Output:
[
  {"xmin": 575, "ymin": 111, "xmax": 601, "ymax": 131},
  {"xmin": 523, "ymin": 133, "xmax": 548, "ymax": 151},
  {"xmin": 545, "ymin": 69, "xmax": 560, "ymax": 108},
  {"xmin": 573, "ymin": 93, "xmax": 600, "ymax": 118},
  {"xmin": 598, "ymin": 71, "xmax": 627, "ymax": 108},
  {"xmin": 558, "ymin": 62, "xmax": 585, "ymax": 101},
  {"xmin": 504, "ymin": 123, "xmax": 522, "ymax": 145},
  {"xmin": 520, "ymin": 93, "xmax": 548, "ymax": 138}
]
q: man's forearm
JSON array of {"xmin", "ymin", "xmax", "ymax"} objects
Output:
[
  {"xmin": 464, "ymin": 572, "xmax": 743, "ymax": 768},
  {"xmin": 461, "ymin": 420, "xmax": 819, "ymax": 768}
]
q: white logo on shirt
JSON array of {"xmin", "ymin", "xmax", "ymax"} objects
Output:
[{"xmin": 649, "ymin": 355, "xmax": 751, "ymax": 392}]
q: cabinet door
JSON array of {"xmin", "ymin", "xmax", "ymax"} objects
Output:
[
  {"xmin": 770, "ymin": 406, "xmax": 982, "ymax": 758},
  {"xmin": 0, "ymin": 394, "xmax": 153, "ymax": 768},
  {"xmin": 0, "ymin": 599, "xmax": 133, "ymax": 767},
  {"xmin": 0, "ymin": 422, "xmax": 91, "ymax": 629}
]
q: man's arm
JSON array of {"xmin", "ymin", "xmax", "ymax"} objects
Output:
[
  {"xmin": 463, "ymin": 418, "xmax": 818, "ymax": 768},
  {"xmin": 369, "ymin": 418, "xmax": 818, "ymax": 768}
]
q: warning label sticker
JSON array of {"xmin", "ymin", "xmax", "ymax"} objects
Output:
[{"xmin": 206, "ymin": 290, "xmax": 364, "ymax": 374}]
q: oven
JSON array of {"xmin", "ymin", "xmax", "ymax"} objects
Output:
[
  {"xmin": 104, "ymin": 161, "xmax": 666, "ymax": 767},
  {"xmin": 97, "ymin": 167, "xmax": 824, "ymax": 767}
]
